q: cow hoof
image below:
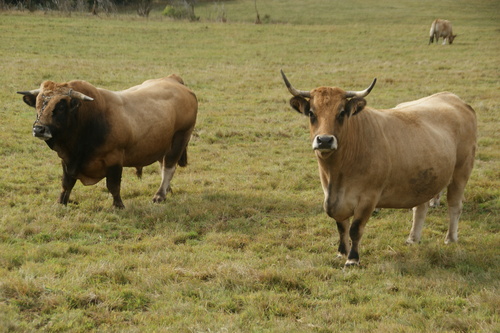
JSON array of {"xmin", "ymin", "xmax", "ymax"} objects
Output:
[
  {"xmin": 444, "ymin": 236, "xmax": 458, "ymax": 244},
  {"xmin": 59, "ymin": 200, "xmax": 79, "ymax": 206},
  {"xmin": 344, "ymin": 259, "xmax": 360, "ymax": 267},
  {"xmin": 152, "ymin": 196, "xmax": 166, "ymax": 203},
  {"xmin": 405, "ymin": 238, "xmax": 419, "ymax": 245}
]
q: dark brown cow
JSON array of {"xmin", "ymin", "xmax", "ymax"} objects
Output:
[
  {"xmin": 281, "ymin": 70, "xmax": 476, "ymax": 266},
  {"xmin": 18, "ymin": 75, "xmax": 198, "ymax": 208},
  {"xmin": 429, "ymin": 19, "xmax": 457, "ymax": 45}
]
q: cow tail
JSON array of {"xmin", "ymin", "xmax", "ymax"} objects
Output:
[
  {"xmin": 178, "ymin": 147, "xmax": 188, "ymax": 167},
  {"xmin": 135, "ymin": 167, "xmax": 143, "ymax": 179}
]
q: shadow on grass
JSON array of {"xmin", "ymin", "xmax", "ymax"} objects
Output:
[
  {"xmin": 384, "ymin": 240, "xmax": 499, "ymax": 285},
  {"xmin": 115, "ymin": 188, "xmax": 322, "ymax": 237}
]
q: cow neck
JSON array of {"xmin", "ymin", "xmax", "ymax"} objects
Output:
[
  {"xmin": 329, "ymin": 109, "xmax": 377, "ymax": 176},
  {"xmin": 54, "ymin": 94, "xmax": 110, "ymax": 177}
]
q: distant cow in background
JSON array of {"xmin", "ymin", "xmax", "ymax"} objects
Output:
[
  {"xmin": 281, "ymin": 70, "xmax": 476, "ymax": 267},
  {"xmin": 18, "ymin": 75, "xmax": 198, "ymax": 208},
  {"xmin": 429, "ymin": 19, "xmax": 457, "ymax": 45}
]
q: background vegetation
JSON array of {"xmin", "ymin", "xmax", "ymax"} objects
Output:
[{"xmin": 1, "ymin": 0, "xmax": 499, "ymax": 331}]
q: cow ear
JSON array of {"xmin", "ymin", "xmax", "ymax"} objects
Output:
[
  {"xmin": 346, "ymin": 97, "xmax": 367, "ymax": 116},
  {"xmin": 22, "ymin": 95, "xmax": 37, "ymax": 108},
  {"xmin": 289, "ymin": 96, "xmax": 310, "ymax": 115}
]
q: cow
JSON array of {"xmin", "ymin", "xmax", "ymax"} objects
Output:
[
  {"xmin": 429, "ymin": 19, "xmax": 457, "ymax": 45},
  {"xmin": 281, "ymin": 70, "xmax": 476, "ymax": 266},
  {"xmin": 18, "ymin": 75, "xmax": 198, "ymax": 208}
]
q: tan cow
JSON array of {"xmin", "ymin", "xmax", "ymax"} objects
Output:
[
  {"xmin": 281, "ymin": 70, "xmax": 476, "ymax": 266},
  {"xmin": 18, "ymin": 75, "xmax": 198, "ymax": 208},
  {"xmin": 429, "ymin": 19, "xmax": 457, "ymax": 45}
]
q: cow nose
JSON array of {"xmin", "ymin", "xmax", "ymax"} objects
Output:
[
  {"xmin": 33, "ymin": 125, "xmax": 46, "ymax": 136},
  {"xmin": 32, "ymin": 125, "xmax": 52, "ymax": 139},
  {"xmin": 317, "ymin": 135, "xmax": 333, "ymax": 146},
  {"xmin": 313, "ymin": 135, "xmax": 338, "ymax": 150}
]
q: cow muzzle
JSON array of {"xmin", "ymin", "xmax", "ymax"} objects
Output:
[
  {"xmin": 313, "ymin": 135, "xmax": 338, "ymax": 151},
  {"xmin": 33, "ymin": 125, "xmax": 52, "ymax": 140}
]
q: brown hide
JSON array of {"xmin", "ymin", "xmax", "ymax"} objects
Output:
[
  {"xmin": 319, "ymin": 92, "xmax": 476, "ymax": 218},
  {"xmin": 87, "ymin": 77, "xmax": 198, "ymax": 180},
  {"xmin": 20, "ymin": 75, "xmax": 198, "ymax": 207},
  {"xmin": 429, "ymin": 19, "xmax": 457, "ymax": 44},
  {"xmin": 283, "ymin": 73, "xmax": 476, "ymax": 265}
]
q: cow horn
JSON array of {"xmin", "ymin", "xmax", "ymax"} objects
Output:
[
  {"xmin": 68, "ymin": 89, "xmax": 94, "ymax": 101},
  {"xmin": 345, "ymin": 78, "xmax": 377, "ymax": 98},
  {"xmin": 281, "ymin": 70, "xmax": 311, "ymax": 98},
  {"xmin": 17, "ymin": 89, "xmax": 41, "ymax": 96}
]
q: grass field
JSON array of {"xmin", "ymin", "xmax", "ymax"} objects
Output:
[{"xmin": 1, "ymin": 0, "xmax": 499, "ymax": 331}]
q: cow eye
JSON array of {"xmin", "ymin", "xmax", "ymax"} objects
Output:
[
  {"xmin": 53, "ymin": 100, "xmax": 67, "ymax": 114},
  {"xmin": 336, "ymin": 110, "xmax": 348, "ymax": 124},
  {"xmin": 307, "ymin": 110, "xmax": 317, "ymax": 123}
]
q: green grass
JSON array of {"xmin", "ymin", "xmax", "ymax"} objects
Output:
[{"xmin": 1, "ymin": 0, "xmax": 499, "ymax": 331}]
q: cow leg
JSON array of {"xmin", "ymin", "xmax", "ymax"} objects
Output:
[
  {"xmin": 106, "ymin": 165, "xmax": 125, "ymax": 208},
  {"xmin": 345, "ymin": 205, "xmax": 375, "ymax": 266},
  {"xmin": 336, "ymin": 218, "xmax": 351, "ymax": 258},
  {"xmin": 345, "ymin": 217, "xmax": 368, "ymax": 266},
  {"xmin": 153, "ymin": 161, "xmax": 175, "ymax": 203},
  {"xmin": 152, "ymin": 131, "xmax": 191, "ymax": 203},
  {"xmin": 58, "ymin": 162, "xmax": 77, "ymax": 205},
  {"xmin": 445, "ymin": 154, "xmax": 474, "ymax": 243},
  {"xmin": 406, "ymin": 202, "xmax": 429, "ymax": 244},
  {"xmin": 445, "ymin": 182, "xmax": 465, "ymax": 244}
]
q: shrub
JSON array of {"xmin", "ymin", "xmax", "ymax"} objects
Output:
[
  {"xmin": 162, "ymin": 5, "xmax": 186, "ymax": 19},
  {"xmin": 162, "ymin": 0, "xmax": 199, "ymax": 21}
]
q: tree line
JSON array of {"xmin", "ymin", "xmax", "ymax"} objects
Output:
[{"xmin": 1, "ymin": 0, "xmax": 222, "ymax": 18}]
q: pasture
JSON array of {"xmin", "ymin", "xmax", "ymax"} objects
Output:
[{"xmin": 1, "ymin": 0, "xmax": 499, "ymax": 331}]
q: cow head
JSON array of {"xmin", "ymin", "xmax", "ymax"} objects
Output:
[
  {"xmin": 18, "ymin": 81, "xmax": 94, "ymax": 142},
  {"xmin": 449, "ymin": 34, "xmax": 457, "ymax": 44},
  {"xmin": 281, "ymin": 70, "xmax": 376, "ymax": 158}
]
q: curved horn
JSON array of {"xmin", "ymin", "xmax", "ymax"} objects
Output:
[
  {"xmin": 68, "ymin": 89, "xmax": 94, "ymax": 101},
  {"xmin": 280, "ymin": 69, "xmax": 311, "ymax": 98},
  {"xmin": 17, "ymin": 89, "xmax": 41, "ymax": 96},
  {"xmin": 345, "ymin": 78, "xmax": 377, "ymax": 98}
]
